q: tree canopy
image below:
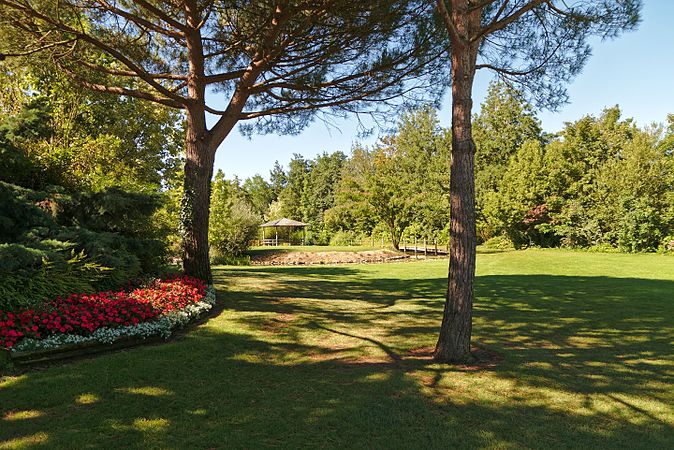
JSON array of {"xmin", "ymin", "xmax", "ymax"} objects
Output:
[
  {"xmin": 0, "ymin": 67, "xmax": 183, "ymax": 192},
  {"xmin": 0, "ymin": 0, "xmax": 451, "ymax": 281}
]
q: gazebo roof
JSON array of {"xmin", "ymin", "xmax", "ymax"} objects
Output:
[{"xmin": 260, "ymin": 217, "xmax": 309, "ymax": 228}]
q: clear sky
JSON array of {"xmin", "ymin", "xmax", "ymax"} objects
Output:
[{"xmin": 212, "ymin": 1, "xmax": 674, "ymax": 181}]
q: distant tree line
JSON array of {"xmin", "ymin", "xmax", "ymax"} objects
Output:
[
  {"xmin": 218, "ymin": 82, "xmax": 673, "ymax": 254},
  {"xmin": 475, "ymin": 83, "xmax": 674, "ymax": 253}
]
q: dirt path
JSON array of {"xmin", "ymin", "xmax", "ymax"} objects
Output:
[{"xmin": 250, "ymin": 249, "xmax": 410, "ymax": 265}]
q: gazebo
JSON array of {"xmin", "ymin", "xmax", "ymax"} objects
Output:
[{"xmin": 260, "ymin": 218, "xmax": 309, "ymax": 246}]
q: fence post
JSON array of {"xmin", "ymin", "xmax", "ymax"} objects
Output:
[
  {"xmin": 414, "ymin": 236, "xmax": 418, "ymax": 259},
  {"xmin": 424, "ymin": 238, "xmax": 427, "ymax": 257}
]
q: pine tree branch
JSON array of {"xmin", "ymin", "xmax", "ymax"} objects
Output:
[
  {"xmin": 467, "ymin": 0, "xmax": 499, "ymax": 12},
  {"xmin": 436, "ymin": 0, "xmax": 465, "ymax": 44},
  {"xmin": 474, "ymin": 0, "xmax": 547, "ymax": 41},
  {"xmin": 0, "ymin": 0, "xmax": 188, "ymax": 106},
  {"xmin": 60, "ymin": 66, "xmax": 184, "ymax": 109},
  {"xmin": 77, "ymin": 60, "xmax": 187, "ymax": 80},
  {"xmin": 208, "ymin": 3, "xmax": 292, "ymax": 147},
  {"xmin": 0, "ymin": 38, "xmax": 76, "ymax": 57},
  {"xmin": 134, "ymin": 0, "xmax": 188, "ymax": 33},
  {"xmin": 92, "ymin": 0, "xmax": 185, "ymax": 39},
  {"xmin": 204, "ymin": 70, "xmax": 247, "ymax": 83}
]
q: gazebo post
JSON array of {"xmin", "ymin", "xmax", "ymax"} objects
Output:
[
  {"xmin": 262, "ymin": 226, "xmax": 265, "ymax": 244},
  {"xmin": 275, "ymin": 228, "xmax": 278, "ymax": 246},
  {"xmin": 302, "ymin": 227, "xmax": 306, "ymax": 246}
]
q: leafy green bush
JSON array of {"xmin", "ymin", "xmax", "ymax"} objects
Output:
[
  {"xmin": 0, "ymin": 251, "xmax": 108, "ymax": 311},
  {"xmin": 585, "ymin": 243, "xmax": 621, "ymax": 253},
  {"xmin": 52, "ymin": 227, "xmax": 143, "ymax": 287},
  {"xmin": 0, "ymin": 182, "xmax": 54, "ymax": 242},
  {"xmin": 481, "ymin": 235, "xmax": 516, "ymax": 251},
  {"xmin": 210, "ymin": 173, "xmax": 261, "ymax": 258},
  {"xmin": 0, "ymin": 244, "xmax": 46, "ymax": 272},
  {"xmin": 210, "ymin": 200, "xmax": 260, "ymax": 257},
  {"xmin": 304, "ymin": 229, "xmax": 332, "ymax": 246},
  {"xmin": 661, "ymin": 236, "xmax": 674, "ymax": 254},
  {"xmin": 617, "ymin": 198, "xmax": 664, "ymax": 252},
  {"xmin": 210, "ymin": 253, "xmax": 251, "ymax": 266},
  {"xmin": 0, "ymin": 181, "xmax": 168, "ymax": 309},
  {"xmin": 55, "ymin": 188, "xmax": 163, "ymax": 236}
]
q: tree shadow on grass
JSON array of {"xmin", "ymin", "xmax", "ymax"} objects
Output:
[
  {"xmin": 470, "ymin": 275, "xmax": 674, "ymax": 411},
  {"xmin": 1, "ymin": 327, "xmax": 672, "ymax": 449},
  {"xmin": 214, "ymin": 265, "xmax": 443, "ymax": 310},
  {"xmin": 216, "ymin": 267, "xmax": 674, "ymax": 434},
  {"xmin": 0, "ymin": 269, "xmax": 673, "ymax": 448}
]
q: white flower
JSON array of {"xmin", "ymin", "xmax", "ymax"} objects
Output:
[{"xmin": 12, "ymin": 285, "xmax": 217, "ymax": 353}]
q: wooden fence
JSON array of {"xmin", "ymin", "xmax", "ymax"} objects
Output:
[{"xmin": 398, "ymin": 237, "xmax": 448, "ymax": 257}]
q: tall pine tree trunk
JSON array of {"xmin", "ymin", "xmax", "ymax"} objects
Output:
[
  {"xmin": 434, "ymin": 3, "xmax": 480, "ymax": 362},
  {"xmin": 181, "ymin": 107, "xmax": 215, "ymax": 283},
  {"xmin": 181, "ymin": 9, "xmax": 215, "ymax": 283}
]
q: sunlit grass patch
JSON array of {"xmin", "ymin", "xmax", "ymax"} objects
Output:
[
  {"xmin": 118, "ymin": 386, "xmax": 173, "ymax": 397},
  {"xmin": 74, "ymin": 393, "xmax": 99, "ymax": 405},
  {"xmin": 0, "ymin": 431, "xmax": 49, "ymax": 448},
  {"xmin": 0, "ymin": 249, "xmax": 672, "ymax": 448},
  {"xmin": 132, "ymin": 417, "xmax": 170, "ymax": 432},
  {"xmin": 2, "ymin": 410, "xmax": 43, "ymax": 421}
]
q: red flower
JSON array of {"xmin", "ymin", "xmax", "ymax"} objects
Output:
[{"xmin": 0, "ymin": 276, "xmax": 208, "ymax": 349}]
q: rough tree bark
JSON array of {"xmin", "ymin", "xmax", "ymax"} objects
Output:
[
  {"xmin": 434, "ymin": 0, "xmax": 481, "ymax": 362},
  {"xmin": 182, "ymin": 110, "xmax": 215, "ymax": 283},
  {"xmin": 430, "ymin": 0, "xmax": 639, "ymax": 362},
  {"xmin": 181, "ymin": 1, "xmax": 214, "ymax": 283}
]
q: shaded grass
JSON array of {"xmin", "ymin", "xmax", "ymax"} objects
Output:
[{"xmin": 1, "ymin": 249, "xmax": 673, "ymax": 449}]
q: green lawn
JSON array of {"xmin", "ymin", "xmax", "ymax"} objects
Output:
[{"xmin": 1, "ymin": 249, "xmax": 673, "ymax": 449}]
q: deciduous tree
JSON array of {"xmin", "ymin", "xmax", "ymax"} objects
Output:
[
  {"xmin": 209, "ymin": 170, "xmax": 260, "ymax": 259},
  {"xmin": 279, "ymin": 153, "xmax": 308, "ymax": 220},
  {"xmin": 269, "ymin": 161, "xmax": 287, "ymax": 201},
  {"xmin": 242, "ymin": 174, "xmax": 274, "ymax": 218},
  {"xmin": 300, "ymin": 151, "xmax": 346, "ymax": 237},
  {"xmin": 0, "ymin": 70, "xmax": 183, "ymax": 192},
  {"xmin": 328, "ymin": 107, "xmax": 449, "ymax": 248}
]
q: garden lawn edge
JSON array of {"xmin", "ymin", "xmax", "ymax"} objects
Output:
[{"xmin": 7, "ymin": 334, "xmax": 167, "ymax": 367}]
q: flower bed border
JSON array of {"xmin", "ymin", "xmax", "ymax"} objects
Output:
[
  {"xmin": 2, "ymin": 285, "xmax": 216, "ymax": 368},
  {"xmin": 8, "ymin": 334, "xmax": 168, "ymax": 366}
]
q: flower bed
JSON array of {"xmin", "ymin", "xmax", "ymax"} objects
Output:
[{"xmin": 0, "ymin": 276, "xmax": 216, "ymax": 353}]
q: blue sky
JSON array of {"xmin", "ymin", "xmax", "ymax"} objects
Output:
[{"xmin": 212, "ymin": 1, "xmax": 674, "ymax": 181}]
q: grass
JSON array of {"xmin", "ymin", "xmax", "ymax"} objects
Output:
[{"xmin": 1, "ymin": 249, "xmax": 673, "ymax": 449}]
